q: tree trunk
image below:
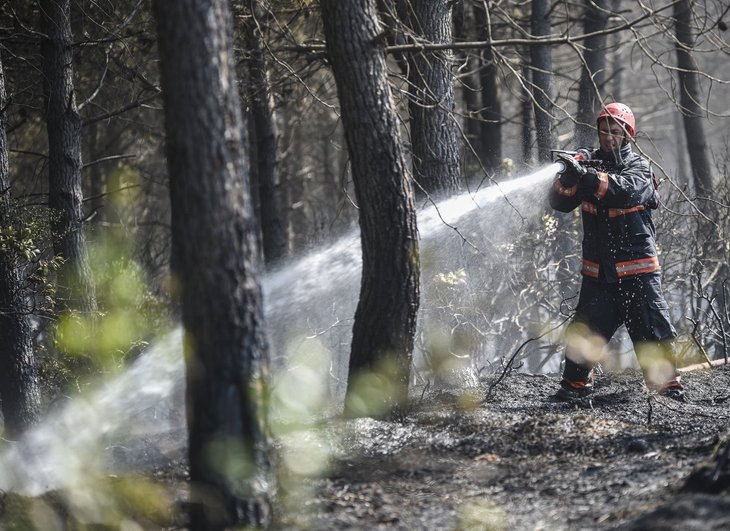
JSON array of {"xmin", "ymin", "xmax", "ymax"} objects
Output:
[
  {"xmin": 610, "ymin": 13, "xmax": 623, "ymax": 102},
  {"xmin": 407, "ymin": 0, "xmax": 461, "ymax": 196},
  {"xmin": 674, "ymin": 0, "xmax": 713, "ymax": 197},
  {"xmin": 575, "ymin": 0, "xmax": 609, "ymax": 148},
  {"xmin": 453, "ymin": 0, "xmax": 482, "ymax": 168},
  {"xmin": 40, "ymin": 0, "xmax": 97, "ymax": 315},
  {"xmin": 321, "ymin": 0, "xmax": 420, "ymax": 417},
  {"xmin": 244, "ymin": 1, "xmax": 287, "ymax": 265},
  {"xmin": 0, "ymin": 54, "xmax": 40, "ymax": 438},
  {"xmin": 530, "ymin": 0, "xmax": 555, "ymax": 163},
  {"xmin": 86, "ymin": 121, "xmax": 105, "ymax": 221},
  {"xmin": 153, "ymin": 0, "xmax": 272, "ymax": 527},
  {"xmin": 378, "ymin": 0, "xmax": 409, "ymax": 75},
  {"xmin": 673, "ymin": 109, "xmax": 690, "ymax": 183},
  {"xmin": 476, "ymin": 3, "xmax": 502, "ymax": 174},
  {"xmin": 521, "ymin": 53, "xmax": 533, "ymax": 166}
]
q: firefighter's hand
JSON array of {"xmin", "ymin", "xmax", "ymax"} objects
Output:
[{"xmin": 556, "ymin": 153, "xmax": 587, "ymax": 185}]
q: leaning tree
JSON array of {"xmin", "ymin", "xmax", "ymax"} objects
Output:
[{"xmin": 321, "ymin": 0, "xmax": 420, "ymax": 417}]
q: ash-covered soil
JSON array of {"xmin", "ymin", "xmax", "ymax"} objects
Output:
[
  {"xmin": 286, "ymin": 365, "xmax": 730, "ymax": 530},
  {"xmin": 4, "ymin": 366, "xmax": 728, "ymax": 530}
]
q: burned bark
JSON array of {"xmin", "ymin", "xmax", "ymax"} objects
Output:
[
  {"xmin": 476, "ymin": 3, "xmax": 502, "ymax": 174},
  {"xmin": 530, "ymin": 0, "xmax": 555, "ymax": 163},
  {"xmin": 0, "ymin": 54, "xmax": 40, "ymax": 438},
  {"xmin": 321, "ymin": 0, "xmax": 420, "ymax": 417},
  {"xmin": 40, "ymin": 0, "xmax": 97, "ymax": 314},
  {"xmin": 243, "ymin": 1, "xmax": 287, "ymax": 265},
  {"xmin": 674, "ymin": 0, "xmax": 713, "ymax": 197},
  {"xmin": 575, "ymin": 0, "xmax": 610, "ymax": 148},
  {"xmin": 521, "ymin": 54, "xmax": 534, "ymax": 166},
  {"xmin": 453, "ymin": 0, "xmax": 482, "ymax": 169},
  {"xmin": 407, "ymin": 0, "xmax": 461, "ymax": 196},
  {"xmin": 153, "ymin": 0, "xmax": 272, "ymax": 527}
]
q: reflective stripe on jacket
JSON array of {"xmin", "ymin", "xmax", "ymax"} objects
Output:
[{"xmin": 549, "ymin": 144, "xmax": 661, "ymax": 283}]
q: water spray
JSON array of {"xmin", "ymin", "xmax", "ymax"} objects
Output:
[{"xmin": 0, "ymin": 163, "xmax": 568, "ymax": 497}]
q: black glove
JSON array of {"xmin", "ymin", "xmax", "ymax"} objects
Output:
[{"xmin": 556, "ymin": 153, "xmax": 587, "ymax": 186}]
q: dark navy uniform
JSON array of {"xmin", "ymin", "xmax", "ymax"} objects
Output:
[{"xmin": 549, "ymin": 144, "xmax": 680, "ymax": 388}]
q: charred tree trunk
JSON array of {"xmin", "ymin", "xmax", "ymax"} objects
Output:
[
  {"xmin": 453, "ymin": 0, "xmax": 482, "ymax": 168},
  {"xmin": 575, "ymin": 0, "xmax": 609, "ymax": 147},
  {"xmin": 530, "ymin": 0, "xmax": 555, "ymax": 163},
  {"xmin": 531, "ymin": 0, "xmax": 571, "ymax": 278},
  {"xmin": 610, "ymin": 14, "xmax": 623, "ymax": 102},
  {"xmin": 674, "ymin": 0, "xmax": 713, "ymax": 197},
  {"xmin": 476, "ymin": 3, "xmax": 502, "ymax": 174},
  {"xmin": 407, "ymin": 0, "xmax": 461, "ymax": 196},
  {"xmin": 40, "ymin": 0, "xmax": 97, "ymax": 314},
  {"xmin": 378, "ymin": 0, "xmax": 409, "ymax": 76},
  {"xmin": 321, "ymin": 0, "xmax": 420, "ymax": 417},
  {"xmin": 153, "ymin": 0, "xmax": 272, "ymax": 527},
  {"xmin": 521, "ymin": 53, "xmax": 533, "ymax": 166},
  {"xmin": 0, "ymin": 54, "xmax": 40, "ymax": 437},
  {"xmin": 673, "ymin": 109, "xmax": 690, "ymax": 183},
  {"xmin": 244, "ymin": 1, "xmax": 287, "ymax": 265}
]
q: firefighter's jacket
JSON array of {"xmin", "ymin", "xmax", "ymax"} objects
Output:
[{"xmin": 549, "ymin": 143, "xmax": 660, "ymax": 283}]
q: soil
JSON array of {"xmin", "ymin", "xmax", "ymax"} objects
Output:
[
  {"xmin": 282, "ymin": 365, "xmax": 730, "ymax": 530},
  {"xmin": 3, "ymin": 366, "xmax": 729, "ymax": 530}
]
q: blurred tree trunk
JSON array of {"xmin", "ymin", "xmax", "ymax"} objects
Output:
[
  {"xmin": 85, "ymin": 121, "xmax": 107, "ymax": 223},
  {"xmin": 521, "ymin": 53, "xmax": 533, "ymax": 166},
  {"xmin": 453, "ymin": 0, "xmax": 482, "ymax": 168},
  {"xmin": 575, "ymin": 0, "xmax": 609, "ymax": 147},
  {"xmin": 674, "ymin": 0, "xmax": 713, "ymax": 197},
  {"xmin": 674, "ymin": 0, "xmax": 722, "ymax": 340},
  {"xmin": 40, "ymin": 0, "xmax": 97, "ymax": 314},
  {"xmin": 610, "ymin": 7, "xmax": 623, "ymax": 102},
  {"xmin": 531, "ymin": 0, "xmax": 573, "ymax": 279},
  {"xmin": 243, "ymin": 0, "xmax": 287, "ymax": 265},
  {"xmin": 378, "ymin": 0, "xmax": 409, "ymax": 75},
  {"xmin": 407, "ymin": 0, "xmax": 461, "ymax": 196},
  {"xmin": 673, "ymin": 109, "xmax": 690, "ymax": 183},
  {"xmin": 321, "ymin": 128, "xmax": 339, "ymax": 213},
  {"xmin": 476, "ymin": 3, "xmax": 502, "ymax": 174},
  {"xmin": 0, "ymin": 54, "xmax": 40, "ymax": 438},
  {"xmin": 287, "ymin": 124, "xmax": 307, "ymax": 251},
  {"xmin": 321, "ymin": 0, "xmax": 420, "ymax": 418},
  {"xmin": 530, "ymin": 0, "xmax": 555, "ymax": 163},
  {"xmin": 153, "ymin": 0, "xmax": 272, "ymax": 527}
]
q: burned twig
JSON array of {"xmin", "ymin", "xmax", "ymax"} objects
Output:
[
  {"xmin": 693, "ymin": 274, "xmax": 730, "ymax": 364},
  {"xmin": 418, "ymin": 380, "xmax": 431, "ymax": 405},
  {"xmin": 647, "ymin": 395, "xmax": 654, "ymax": 425},
  {"xmin": 483, "ymin": 316, "xmax": 570, "ymax": 401},
  {"xmin": 688, "ymin": 317, "xmax": 714, "ymax": 368}
]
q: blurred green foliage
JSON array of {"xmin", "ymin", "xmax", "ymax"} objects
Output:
[{"xmin": 46, "ymin": 165, "xmax": 170, "ymax": 389}]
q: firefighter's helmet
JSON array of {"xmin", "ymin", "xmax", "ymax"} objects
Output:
[{"xmin": 597, "ymin": 103, "xmax": 635, "ymax": 138}]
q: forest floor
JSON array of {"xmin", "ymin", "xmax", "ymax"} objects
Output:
[
  {"xmin": 281, "ymin": 364, "xmax": 730, "ymax": 530},
  {"xmin": 2, "ymin": 366, "xmax": 729, "ymax": 530}
]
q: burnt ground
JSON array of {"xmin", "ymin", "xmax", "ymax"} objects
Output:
[
  {"xmin": 282, "ymin": 365, "xmax": 730, "ymax": 530},
  {"xmin": 2, "ymin": 366, "xmax": 729, "ymax": 529}
]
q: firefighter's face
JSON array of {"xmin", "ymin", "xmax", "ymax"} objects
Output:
[{"xmin": 598, "ymin": 119, "xmax": 626, "ymax": 151}]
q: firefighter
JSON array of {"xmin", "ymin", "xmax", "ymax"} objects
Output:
[{"xmin": 548, "ymin": 102, "xmax": 685, "ymax": 401}]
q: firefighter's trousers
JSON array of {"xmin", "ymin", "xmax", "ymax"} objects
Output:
[{"xmin": 562, "ymin": 273, "xmax": 679, "ymax": 386}]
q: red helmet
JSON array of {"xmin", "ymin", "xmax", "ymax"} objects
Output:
[{"xmin": 597, "ymin": 103, "xmax": 635, "ymax": 137}]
